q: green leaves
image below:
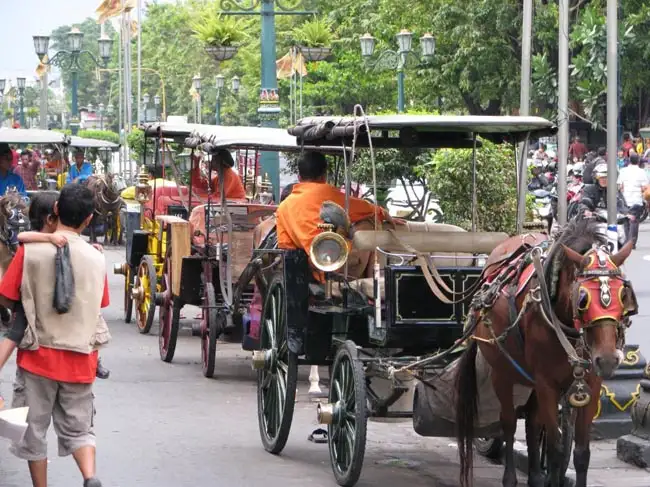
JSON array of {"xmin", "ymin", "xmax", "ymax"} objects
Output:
[
  {"xmin": 291, "ymin": 17, "xmax": 334, "ymax": 48},
  {"xmin": 190, "ymin": 14, "xmax": 248, "ymax": 47}
]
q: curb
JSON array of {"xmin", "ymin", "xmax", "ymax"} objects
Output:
[{"xmin": 510, "ymin": 441, "xmax": 577, "ymax": 487}]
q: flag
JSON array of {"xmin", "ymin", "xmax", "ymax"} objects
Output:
[
  {"xmin": 189, "ymin": 86, "xmax": 200, "ymax": 101},
  {"xmin": 276, "ymin": 50, "xmax": 307, "ymax": 79},
  {"xmin": 96, "ymin": 0, "xmax": 136, "ymax": 23},
  {"xmin": 35, "ymin": 56, "xmax": 50, "ymax": 77}
]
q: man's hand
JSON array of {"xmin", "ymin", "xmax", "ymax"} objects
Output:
[
  {"xmin": 583, "ymin": 210, "xmax": 592, "ymax": 218},
  {"xmin": 48, "ymin": 233, "xmax": 68, "ymax": 247},
  {"xmin": 91, "ymin": 243, "xmax": 104, "ymax": 253},
  {"xmin": 628, "ymin": 214, "xmax": 636, "ymax": 222}
]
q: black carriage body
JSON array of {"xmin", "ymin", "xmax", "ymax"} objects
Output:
[
  {"xmin": 280, "ymin": 249, "xmax": 481, "ymax": 362},
  {"xmin": 129, "ymin": 230, "xmax": 150, "ymax": 268}
]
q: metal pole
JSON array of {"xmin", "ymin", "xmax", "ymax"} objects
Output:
[
  {"xmin": 118, "ymin": 12, "xmax": 123, "ymax": 176},
  {"xmin": 516, "ymin": 0, "xmax": 533, "ymax": 233},
  {"xmin": 40, "ymin": 72, "xmax": 48, "ymax": 129},
  {"xmin": 71, "ymin": 72, "xmax": 79, "ymax": 135},
  {"xmin": 557, "ymin": 0, "xmax": 569, "ymax": 226},
  {"xmin": 137, "ymin": 0, "xmax": 142, "ymax": 127},
  {"xmin": 397, "ymin": 69, "xmax": 405, "ymax": 113},
  {"xmin": 216, "ymin": 92, "xmax": 221, "ymax": 125},
  {"xmin": 197, "ymin": 92, "xmax": 202, "ymax": 124},
  {"xmin": 19, "ymin": 91, "xmax": 25, "ymax": 127},
  {"xmin": 606, "ymin": 0, "xmax": 618, "ymax": 249}
]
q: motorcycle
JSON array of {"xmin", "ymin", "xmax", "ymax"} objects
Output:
[
  {"xmin": 592, "ymin": 208, "xmax": 628, "ymax": 252},
  {"xmin": 532, "ymin": 188, "xmax": 554, "ymax": 232}
]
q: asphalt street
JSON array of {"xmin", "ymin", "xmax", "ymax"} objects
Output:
[{"xmin": 1, "ymin": 224, "xmax": 649, "ymax": 487}]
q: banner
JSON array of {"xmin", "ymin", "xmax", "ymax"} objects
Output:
[
  {"xmin": 276, "ymin": 50, "xmax": 307, "ymax": 79},
  {"xmin": 96, "ymin": 0, "xmax": 136, "ymax": 23}
]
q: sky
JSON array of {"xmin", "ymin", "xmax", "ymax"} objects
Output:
[{"xmin": 0, "ymin": 0, "xmax": 176, "ymax": 87}]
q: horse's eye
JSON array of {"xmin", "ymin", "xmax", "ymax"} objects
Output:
[{"xmin": 577, "ymin": 288, "xmax": 590, "ymax": 312}]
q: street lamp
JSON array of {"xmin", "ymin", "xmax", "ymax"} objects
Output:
[
  {"xmin": 192, "ymin": 75, "xmax": 202, "ymax": 124},
  {"xmin": 153, "ymin": 95, "xmax": 160, "ymax": 121},
  {"xmin": 215, "ymin": 74, "xmax": 241, "ymax": 125},
  {"xmin": 360, "ymin": 30, "xmax": 435, "ymax": 113},
  {"xmin": 99, "ymin": 102, "xmax": 105, "ymax": 130},
  {"xmin": 17, "ymin": 77, "xmax": 26, "ymax": 128},
  {"xmin": 32, "ymin": 27, "xmax": 114, "ymax": 135}
]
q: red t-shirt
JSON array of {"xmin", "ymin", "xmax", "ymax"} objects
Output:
[{"xmin": 0, "ymin": 245, "xmax": 110, "ymax": 383}]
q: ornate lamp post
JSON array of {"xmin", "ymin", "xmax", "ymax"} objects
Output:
[
  {"xmin": 360, "ymin": 30, "xmax": 435, "ymax": 113},
  {"xmin": 0, "ymin": 79, "xmax": 5, "ymax": 127},
  {"xmin": 142, "ymin": 93, "xmax": 150, "ymax": 123},
  {"xmin": 33, "ymin": 28, "xmax": 113, "ymax": 135},
  {"xmin": 192, "ymin": 75, "xmax": 202, "ymax": 124},
  {"xmin": 99, "ymin": 102, "xmax": 105, "ymax": 130},
  {"xmin": 215, "ymin": 74, "xmax": 241, "ymax": 125},
  {"xmin": 220, "ymin": 0, "xmax": 316, "ymax": 201},
  {"xmin": 16, "ymin": 77, "xmax": 26, "ymax": 128}
]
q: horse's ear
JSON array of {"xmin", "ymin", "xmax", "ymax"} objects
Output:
[
  {"xmin": 562, "ymin": 244, "xmax": 584, "ymax": 265},
  {"xmin": 611, "ymin": 240, "xmax": 634, "ymax": 267}
]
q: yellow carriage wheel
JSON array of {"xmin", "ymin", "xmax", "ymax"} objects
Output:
[
  {"xmin": 124, "ymin": 265, "xmax": 134, "ymax": 324},
  {"xmin": 133, "ymin": 255, "xmax": 157, "ymax": 334}
]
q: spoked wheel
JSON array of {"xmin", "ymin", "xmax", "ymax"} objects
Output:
[
  {"xmin": 539, "ymin": 399, "xmax": 575, "ymax": 485},
  {"xmin": 124, "ymin": 266, "xmax": 134, "ymax": 324},
  {"xmin": 256, "ymin": 274, "xmax": 298, "ymax": 455},
  {"xmin": 474, "ymin": 437, "xmax": 504, "ymax": 460},
  {"xmin": 326, "ymin": 340, "xmax": 367, "ymax": 487},
  {"xmin": 201, "ymin": 283, "xmax": 220, "ymax": 378},
  {"xmin": 159, "ymin": 249, "xmax": 180, "ymax": 363},
  {"xmin": 134, "ymin": 255, "xmax": 157, "ymax": 334}
]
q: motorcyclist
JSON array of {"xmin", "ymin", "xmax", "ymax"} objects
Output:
[
  {"xmin": 583, "ymin": 147, "xmax": 606, "ymax": 185},
  {"xmin": 528, "ymin": 161, "xmax": 550, "ymax": 191},
  {"xmin": 578, "ymin": 163, "xmax": 627, "ymax": 217}
]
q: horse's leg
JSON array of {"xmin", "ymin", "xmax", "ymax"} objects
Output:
[
  {"xmin": 494, "ymin": 380, "xmax": 518, "ymax": 487},
  {"xmin": 524, "ymin": 394, "xmax": 544, "ymax": 487},
  {"xmin": 572, "ymin": 375, "xmax": 601, "ymax": 487},
  {"xmin": 535, "ymin": 380, "xmax": 561, "ymax": 487}
]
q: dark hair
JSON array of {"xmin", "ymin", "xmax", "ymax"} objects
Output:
[
  {"xmin": 597, "ymin": 147, "xmax": 606, "ymax": 157},
  {"xmin": 280, "ymin": 183, "xmax": 295, "ymax": 202},
  {"xmin": 630, "ymin": 154, "xmax": 640, "ymax": 165},
  {"xmin": 624, "ymin": 133, "xmax": 631, "ymax": 141},
  {"xmin": 21, "ymin": 150, "xmax": 32, "ymax": 158},
  {"xmin": 298, "ymin": 152, "xmax": 327, "ymax": 181},
  {"xmin": 29, "ymin": 191, "xmax": 58, "ymax": 231},
  {"xmin": 148, "ymin": 165, "xmax": 163, "ymax": 179},
  {"xmin": 0, "ymin": 143, "xmax": 11, "ymax": 158},
  {"xmin": 58, "ymin": 184, "xmax": 95, "ymax": 228}
]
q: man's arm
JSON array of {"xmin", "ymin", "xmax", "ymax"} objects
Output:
[{"xmin": 18, "ymin": 232, "xmax": 67, "ymax": 246}]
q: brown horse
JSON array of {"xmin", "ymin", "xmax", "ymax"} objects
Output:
[
  {"xmin": 455, "ymin": 218, "xmax": 636, "ymax": 487},
  {"xmin": 84, "ymin": 174, "xmax": 124, "ymax": 245}
]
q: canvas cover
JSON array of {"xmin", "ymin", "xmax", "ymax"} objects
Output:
[{"xmin": 413, "ymin": 348, "xmax": 532, "ymax": 438}]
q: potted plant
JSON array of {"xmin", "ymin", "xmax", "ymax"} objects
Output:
[
  {"xmin": 292, "ymin": 18, "xmax": 334, "ymax": 62},
  {"xmin": 192, "ymin": 15, "xmax": 246, "ymax": 62}
]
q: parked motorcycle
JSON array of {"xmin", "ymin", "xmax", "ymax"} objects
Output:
[{"xmin": 532, "ymin": 188, "xmax": 554, "ymax": 232}]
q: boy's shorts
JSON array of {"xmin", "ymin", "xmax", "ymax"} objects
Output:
[{"xmin": 10, "ymin": 367, "xmax": 95, "ymax": 460}]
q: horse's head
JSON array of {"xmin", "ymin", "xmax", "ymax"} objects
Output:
[
  {"xmin": 0, "ymin": 193, "xmax": 29, "ymax": 253},
  {"xmin": 563, "ymin": 241, "xmax": 635, "ymax": 378}
]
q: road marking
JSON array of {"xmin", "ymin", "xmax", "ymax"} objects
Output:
[{"xmin": 643, "ymin": 255, "xmax": 650, "ymax": 261}]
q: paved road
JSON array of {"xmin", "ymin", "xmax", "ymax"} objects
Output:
[{"xmin": 0, "ymin": 247, "xmax": 520, "ymax": 487}]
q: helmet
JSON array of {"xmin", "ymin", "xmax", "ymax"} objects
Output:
[
  {"xmin": 573, "ymin": 162, "xmax": 584, "ymax": 176},
  {"xmin": 594, "ymin": 163, "xmax": 608, "ymax": 179}
]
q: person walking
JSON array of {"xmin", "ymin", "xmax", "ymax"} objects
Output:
[
  {"xmin": 0, "ymin": 184, "xmax": 109, "ymax": 487},
  {"xmin": 618, "ymin": 153, "xmax": 649, "ymax": 248},
  {"xmin": 569, "ymin": 135, "xmax": 588, "ymax": 161}
]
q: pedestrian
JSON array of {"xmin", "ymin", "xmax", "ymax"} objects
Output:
[
  {"xmin": 568, "ymin": 135, "xmax": 588, "ymax": 161},
  {"xmin": 0, "ymin": 184, "xmax": 109, "ymax": 487},
  {"xmin": 15, "ymin": 149, "xmax": 39, "ymax": 191},
  {"xmin": 618, "ymin": 153, "xmax": 649, "ymax": 249},
  {"xmin": 636, "ymin": 136, "xmax": 644, "ymax": 156},
  {"xmin": 622, "ymin": 133, "xmax": 635, "ymax": 158}
]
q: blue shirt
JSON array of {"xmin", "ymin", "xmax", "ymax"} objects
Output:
[
  {"xmin": 66, "ymin": 162, "xmax": 94, "ymax": 184},
  {"xmin": 0, "ymin": 171, "xmax": 26, "ymax": 196}
]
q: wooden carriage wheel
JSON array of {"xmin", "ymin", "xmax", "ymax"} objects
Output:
[
  {"xmin": 124, "ymin": 265, "xmax": 134, "ymax": 324},
  {"xmin": 256, "ymin": 274, "xmax": 298, "ymax": 455},
  {"xmin": 201, "ymin": 283, "xmax": 221, "ymax": 378},
  {"xmin": 159, "ymin": 248, "xmax": 180, "ymax": 363},
  {"xmin": 134, "ymin": 256, "xmax": 157, "ymax": 334},
  {"xmin": 327, "ymin": 341, "xmax": 368, "ymax": 487}
]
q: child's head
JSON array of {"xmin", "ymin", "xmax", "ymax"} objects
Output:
[{"xmin": 29, "ymin": 191, "xmax": 59, "ymax": 233}]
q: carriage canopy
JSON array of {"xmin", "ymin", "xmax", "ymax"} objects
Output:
[
  {"xmin": 69, "ymin": 136, "xmax": 119, "ymax": 149},
  {"xmin": 0, "ymin": 128, "xmax": 68, "ymax": 145}
]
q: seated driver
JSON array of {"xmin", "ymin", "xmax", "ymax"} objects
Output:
[
  {"xmin": 190, "ymin": 149, "xmax": 246, "ymax": 200},
  {"xmin": 276, "ymin": 152, "xmax": 394, "ymax": 279}
]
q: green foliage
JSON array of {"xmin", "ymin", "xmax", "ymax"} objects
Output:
[
  {"xmin": 127, "ymin": 129, "xmax": 152, "ymax": 161},
  {"xmin": 191, "ymin": 14, "xmax": 247, "ymax": 47},
  {"xmin": 427, "ymin": 139, "xmax": 519, "ymax": 234},
  {"xmin": 77, "ymin": 130, "xmax": 120, "ymax": 145},
  {"xmin": 292, "ymin": 18, "xmax": 334, "ymax": 47}
]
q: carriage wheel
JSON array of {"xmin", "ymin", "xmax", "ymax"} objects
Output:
[
  {"xmin": 201, "ymin": 283, "xmax": 220, "ymax": 378},
  {"xmin": 256, "ymin": 274, "xmax": 298, "ymax": 455},
  {"xmin": 159, "ymin": 250, "xmax": 180, "ymax": 363},
  {"xmin": 327, "ymin": 340, "xmax": 368, "ymax": 487},
  {"xmin": 473, "ymin": 437, "xmax": 504, "ymax": 460},
  {"xmin": 539, "ymin": 399, "xmax": 575, "ymax": 484},
  {"xmin": 134, "ymin": 256, "xmax": 157, "ymax": 334},
  {"xmin": 124, "ymin": 266, "xmax": 134, "ymax": 324}
]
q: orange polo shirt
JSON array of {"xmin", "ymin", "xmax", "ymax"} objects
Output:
[
  {"xmin": 190, "ymin": 166, "xmax": 246, "ymax": 200},
  {"xmin": 276, "ymin": 181, "xmax": 386, "ymax": 255}
]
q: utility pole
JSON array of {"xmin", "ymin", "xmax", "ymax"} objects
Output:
[
  {"xmin": 557, "ymin": 0, "xmax": 569, "ymax": 225},
  {"xmin": 137, "ymin": 0, "xmax": 142, "ymax": 127},
  {"xmin": 606, "ymin": 0, "xmax": 618, "ymax": 249},
  {"xmin": 516, "ymin": 0, "xmax": 533, "ymax": 233}
]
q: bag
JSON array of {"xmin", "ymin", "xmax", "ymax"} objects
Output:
[{"xmin": 53, "ymin": 244, "xmax": 75, "ymax": 314}]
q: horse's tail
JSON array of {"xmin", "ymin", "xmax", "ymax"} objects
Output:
[{"xmin": 455, "ymin": 339, "xmax": 479, "ymax": 487}]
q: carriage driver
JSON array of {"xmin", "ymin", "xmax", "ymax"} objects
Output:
[
  {"xmin": 66, "ymin": 149, "xmax": 94, "ymax": 184},
  {"xmin": 190, "ymin": 149, "xmax": 246, "ymax": 200},
  {"xmin": 0, "ymin": 143, "xmax": 27, "ymax": 196},
  {"xmin": 276, "ymin": 152, "xmax": 398, "ymax": 280}
]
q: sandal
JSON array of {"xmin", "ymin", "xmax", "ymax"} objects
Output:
[{"xmin": 308, "ymin": 428, "xmax": 328, "ymax": 444}]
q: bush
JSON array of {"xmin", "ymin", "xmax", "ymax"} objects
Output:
[
  {"xmin": 427, "ymin": 139, "xmax": 520, "ymax": 234},
  {"xmin": 77, "ymin": 130, "xmax": 120, "ymax": 145}
]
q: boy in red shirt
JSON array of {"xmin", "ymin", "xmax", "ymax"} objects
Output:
[{"xmin": 0, "ymin": 184, "xmax": 108, "ymax": 487}]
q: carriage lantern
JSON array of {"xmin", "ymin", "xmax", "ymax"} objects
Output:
[
  {"xmin": 259, "ymin": 173, "xmax": 273, "ymax": 204},
  {"xmin": 135, "ymin": 166, "xmax": 152, "ymax": 204}
]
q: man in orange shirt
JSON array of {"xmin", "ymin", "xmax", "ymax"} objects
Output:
[
  {"xmin": 276, "ymin": 152, "xmax": 393, "ymax": 277},
  {"xmin": 190, "ymin": 149, "xmax": 246, "ymax": 200},
  {"xmin": 0, "ymin": 184, "xmax": 108, "ymax": 487}
]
